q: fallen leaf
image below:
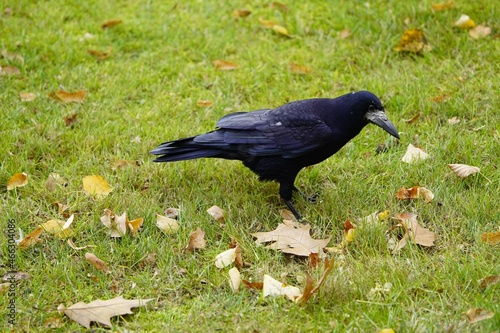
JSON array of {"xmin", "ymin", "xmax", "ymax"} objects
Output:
[
  {"xmin": 85, "ymin": 252, "xmax": 110, "ymax": 273},
  {"xmin": 401, "ymin": 144, "xmax": 429, "ymax": 163},
  {"xmin": 232, "ymin": 9, "xmax": 251, "ymax": 18},
  {"xmin": 234, "ymin": 244, "xmax": 243, "ymax": 269},
  {"xmin": 432, "ymin": 93, "xmax": 448, "ymax": 103},
  {"xmin": 395, "ymin": 186, "xmax": 434, "ymax": 202},
  {"xmin": 186, "ymin": 227, "xmax": 206, "ymax": 251},
  {"xmin": 404, "ymin": 113, "xmax": 421, "ymax": 124},
  {"xmin": 228, "ymin": 267, "xmax": 241, "ymax": 292},
  {"xmin": 296, "ymin": 257, "xmax": 335, "ymax": 304},
  {"xmin": 263, "ymin": 274, "xmax": 302, "ymax": 301},
  {"xmin": 339, "ymin": 28, "xmax": 351, "ymax": 39},
  {"xmin": 67, "ymin": 239, "xmax": 94, "ymax": 251},
  {"xmin": 455, "ymin": 14, "xmax": 475, "ymax": 29},
  {"xmin": 41, "ymin": 215, "xmax": 74, "ymax": 238},
  {"xmin": 464, "ymin": 308, "xmax": 494, "ymax": 323},
  {"xmin": 49, "ymin": 90, "xmax": 87, "ymax": 103},
  {"xmin": 83, "ymin": 175, "xmax": 112, "ymax": 198},
  {"xmin": 344, "ymin": 220, "xmax": 357, "ymax": 242},
  {"xmin": 197, "ymin": 99, "xmax": 213, "ymax": 107},
  {"xmin": 242, "ymin": 280, "xmax": 263, "ymax": 290},
  {"xmin": 52, "ymin": 201, "xmax": 70, "ymax": 217},
  {"xmin": 19, "ymin": 92, "xmax": 36, "ymax": 102},
  {"xmin": 392, "ymin": 213, "xmax": 436, "ymax": 251},
  {"xmin": 447, "ymin": 164, "xmax": 480, "ymax": 178},
  {"xmin": 165, "ymin": 207, "xmax": 179, "ymax": 219},
  {"xmin": 18, "ymin": 226, "xmax": 43, "ymax": 250},
  {"xmin": 100, "ymin": 210, "xmax": 127, "ymax": 237},
  {"xmin": 469, "ymin": 25, "xmax": 491, "ymax": 39},
  {"xmin": 272, "ymin": 24, "xmax": 290, "ymax": 37},
  {"xmin": 46, "ymin": 173, "xmax": 68, "ymax": 192},
  {"xmin": 215, "ymin": 248, "xmax": 236, "ymax": 268},
  {"xmin": 101, "ymin": 19, "xmax": 123, "ymax": 29},
  {"xmin": 480, "ymin": 231, "xmax": 500, "ymax": 245},
  {"xmin": 207, "ymin": 205, "xmax": 224, "ymax": 223},
  {"xmin": 431, "ymin": 1, "xmax": 453, "ymax": 11},
  {"xmin": 156, "ymin": 213, "xmax": 179, "ymax": 235},
  {"xmin": 259, "ymin": 18, "xmax": 278, "ymax": 28},
  {"xmin": 0, "ymin": 65, "xmax": 20, "ymax": 75},
  {"xmin": 447, "ymin": 116, "xmax": 460, "ymax": 125},
  {"xmin": 281, "ymin": 209, "xmax": 298, "ymax": 222},
  {"xmin": 63, "ymin": 113, "xmax": 78, "ymax": 127},
  {"xmin": 0, "ymin": 283, "xmax": 11, "ymax": 292},
  {"xmin": 270, "ymin": 2, "xmax": 288, "ymax": 12},
  {"xmin": 127, "ymin": 217, "xmax": 143, "ymax": 236},
  {"xmin": 1, "ymin": 271, "xmax": 31, "ymax": 281},
  {"xmin": 1, "ymin": 49, "xmax": 24, "ymax": 62},
  {"xmin": 478, "ymin": 275, "xmax": 499, "ymax": 289},
  {"xmin": 63, "ymin": 296, "xmax": 152, "ymax": 328},
  {"xmin": 87, "ymin": 48, "xmax": 112, "ymax": 60},
  {"xmin": 289, "ymin": 63, "xmax": 311, "ymax": 74},
  {"xmin": 212, "ymin": 59, "xmax": 238, "ymax": 71},
  {"xmin": 379, "ymin": 329, "xmax": 395, "ymax": 333},
  {"xmin": 43, "ymin": 317, "xmax": 64, "ymax": 329},
  {"xmin": 7, "ymin": 172, "xmax": 28, "ymax": 190},
  {"xmin": 394, "ymin": 29, "xmax": 430, "ymax": 53},
  {"xmin": 252, "ymin": 223, "xmax": 331, "ymax": 257}
]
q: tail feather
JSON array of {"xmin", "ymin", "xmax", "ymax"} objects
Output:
[{"xmin": 150, "ymin": 136, "xmax": 222, "ymax": 162}]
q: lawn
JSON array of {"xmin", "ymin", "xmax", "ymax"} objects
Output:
[{"xmin": 1, "ymin": 0, "xmax": 499, "ymax": 332}]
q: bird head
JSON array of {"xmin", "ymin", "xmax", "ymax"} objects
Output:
[{"xmin": 356, "ymin": 91, "xmax": 400, "ymax": 140}]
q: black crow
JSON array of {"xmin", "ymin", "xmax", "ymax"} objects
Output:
[{"xmin": 151, "ymin": 91, "xmax": 399, "ymax": 220}]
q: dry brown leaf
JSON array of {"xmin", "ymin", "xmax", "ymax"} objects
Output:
[
  {"xmin": 82, "ymin": 175, "xmax": 112, "ymax": 198},
  {"xmin": 212, "ymin": 59, "xmax": 238, "ymax": 71},
  {"xmin": 402, "ymin": 144, "xmax": 430, "ymax": 163},
  {"xmin": 242, "ymin": 280, "xmax": 263, "ymax": 290},
  {"xmin": 464, "ymin": 308, "xmax": 494, "ymax": 323},
  {"xmin": 232, "ymin": 9, "xmax": 251, "ymax": 18},
  {"xmin": 478, "ymin": 275, "xmax": 499, "ymax": 289},
  {"xmin": 197, "ymin": 99, "xmax": 213, "ymax": 107},
  {"xmin": 156, "ymin": 213, "xmax": 179, "ymax": 235},
  {"xmin": 7, "ymin": 172, "xmax": 28, "ymax": 190},
  {"xmin": 280, "ymin": 209, "xmax": 298, "ymax": 222},
  {"xmin": 296, "ymin": 257, "xmax": 335, "ymax": 304},
  {"xmin": 394, "ymin": 29, "xmax": 430, "ymax": 53},
  {"xmin": 186, "ymin": 227, "xmax": 206, "ymax": 251},
  {"xmin": 432, "ymin": 93, "xmax": 448, "ymax": 103},
  {"xmin": 101, "ymin": 19, "xmax": 123, "ymax": 29},
  {"xmin": 228, "ymin": 267, "xmax": 241, "ymax": 292},
  {"xmin": 469, "ymin": 25, "xmax": 491, "ymax": 39},
  {"xmin": 64, "ymin": 113, "xmax": 78, "ymax": 126},
  {"xmin": 0, "ymin": 65, "xmax": 20, "ymax": 75},
  {"xmin": 404, "ymin": 113, "xmax": 421, "ymax": 124},
  {"xmin": 19, "ymin": 92, "xmax": 36, "ymax": 102},
  {"xmin": 289, "ymin": 63, "xmax": 311, "ymax": 74},
  {"xmin": 49, "ymin": 90, "xmax": 87, "ymax": 103},
  {"xmin": 270, "ymin": 2, "xmax": 288, "ymax": 12},
  {"xmin": 207, "ymin": 205, "xmax": 224, "ymax": 223},
  {"xmin": 87, "ymin": 48, "xmax": 112, "ymax": 60},
  {"xmin": 165, "ymin": 207, "xmax": 179, "ymax": 219},
  {"xmin": 252, "ymin": 223, "xmax": 330, "ymax": 257},
  {"xmin": 215, "ymin": 248, "xmax": 236, "ymax": 268},
  {"xmin": 127, "ymin": 217, "xmax": 143, "ymax": 236},
  {"xmin": 263, "ymin": 274, "xmax": 302, "ymax": 301},
  {"xmin": 339, "ymin": 28, "xmax": 351, "ymax": 39},
  {"xmin": 63, "ymin": 296, "xmax": 152, "ymax": 328},
  {"xmin": 46, "ymin": 173, "xmax": 68, "ymax": 192},
  {"xmin": 447, "ymin": 164, "xmax": 480, "ymax": 178},
  {"xmin": 85, "ymin": 252, "xmax": 109, "ymax": 273},
  {"xmin": 100, "ymin": 210, "xmax": 127, "ymax": 237},
  {"xmin": 431, "ymin": 1, "xmax": 453, "ymax": 11},
  {"xmin": 455, "ymin": 14, "xmax": 475, "ymax": 29},
  {"xmin": 395, "ymin": 186, "xmax": 434, "ymax": 202},
  {"xmin": 234, "ymin": 244, "xmax": 243, "ymax": 269},
  {"xmin": 392, "ymin": 213, "xmax": 436, "ymax": 251},
  {"xmin": 18, "ymin": 226, "xmax": 43, "ymax": 250},
  {"xmin": 2, "ymin": 271, "xmax": 31, "ymax": 282},
  {"xmin": 480, "ymin": 231, "xmax": 500, "ymax": 245}
]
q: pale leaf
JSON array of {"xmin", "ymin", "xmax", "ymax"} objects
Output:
[
  {"xmin": 186, "ymin": 227, "xmax": 206, "ymax": 251},
  {"xmin": 401, "ymin": 144, "xmax": 429, "ymax": 163},
  {"xmin": 215, "ymin": 248, "xmax": 236, "ymax": 268},
  {"xmin": 207, "ymin": 205, "xmax": 224, "ymax": 223},
  {"xmin": 252, "ymin": 223, "xmax": 330, "ymax": 257},
  {"xmin": 85, "ymin": 252, "xmax": 109, "ymax": 273},
  {"xmin": 19, "ymin": 92, "xmax": 36, "ymax": 102},
  {"xmin": 447, "ymin": 164, "xmax": 480, "ymax": 178},
  {"xmin": 228, "ymin": 267, "xmax": 241, "ymax": 292},
  {"xmin": 64, "ymin": 296, "xmax": 152, "ymax": 328},
  {"xmin": 82, "ymin": 175, "xmax": 112, "ymax": 198},
  {"xmin": 289, "ymin": 63, "xmax": 311, "ymax": 74},
  {"xmin": 100, "ymin": 210, "xmax": 127, "ymax": 237},
  {"xmin": 392, "ymin": 213, "xmax": 436, "ymax": 250},
  {"xmin": 464, "ymin": 308, "xmax": 494, "ymax": 323},
  {"xmin": 263, "ymin": 274, "xmax": 302, "ymax": 301},
  {"xmin": 7, "ymin": 172, "xmax": 28, "ymax": 190},
  {"xmin": 156, "ymin": 213, "xmax": 179, "ymax": 235},
  {"xmin": 454, "ymin": 14, "xmax": 475, "ymax": 29},
  {"xmin": 469, "ymin": 25, "xmax": 491, "ymax": 39}
]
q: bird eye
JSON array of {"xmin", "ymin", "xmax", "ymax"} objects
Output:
[{"xmin": 368, "ymin": 104, "xmax": 375, "ymax": 111}]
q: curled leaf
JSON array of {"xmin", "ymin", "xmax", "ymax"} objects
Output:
[
  {"xmin": 454, "ymin": 14, "xmax": 475, "ymax": 29},
  {"xmin": 85, "ymin": 252, "xmax": 109, "ymax": 273},
  {"xmin": 215, "ymin": 248, "xmax": 236, "ymax": 268},
  {"xmin": 212, "ymin": 59, "xmax": 238, "ymax": 71},
  {"xmin": 464, "ymin": 308, "xmax": 494, "ymax": 323},
  {"xmin": 232, "ymin": 9, "xmax": 251, "ymax": 18},
  {"xmin": 7, "ymin": 172, "xmax": 28, "ymax": 190},
  {"xmin": 447, "ymin": 164, "xmax": 480, "ymax": 178},
  {"xmin": 289, "ymin": 63, "xmax": 311, "ymax": 74},
  {"xmin": 402, "ymin": 144, "xmax": 429, "ymax": 163},
  {"xmin": 18, "ymin": 227, "xmax": 43, "ymax": 250},
  {"xmin": 102, "ymin": 19, "xmax": 122, "ymax": 29}
]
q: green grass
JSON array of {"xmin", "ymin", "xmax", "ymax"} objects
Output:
[{"xmin": 1, "ymin": 0, "xmax": 499, "ymax": 332}]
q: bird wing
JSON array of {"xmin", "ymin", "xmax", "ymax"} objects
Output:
[{"xmin": 196, "ymin": 108, "xmax": 334, "ymax": 158}]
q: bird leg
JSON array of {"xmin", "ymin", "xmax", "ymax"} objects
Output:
[
  {"xmin": 292, "ymin": 186, "xmax": 319, "ymax": 203},
  {"xmin": 284, "ymin": 199, "xmax": 302, "ymax": 221}
]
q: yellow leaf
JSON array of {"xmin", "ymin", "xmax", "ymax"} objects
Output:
[
  {"xmin": 127, "ymin": 217, "xmax": 143, "ymax": 236},
  {"xmin": 289, "ymin": 63, "xmax": 311, "ymax": 74},
  {"xmin": 197, "ymin": 99, "xmax": 213, "ymax": 107},
  {"xmin": 101, "ymin": 19, "xmax": 123, "ymax": 29},
  {"xmin": 41, "ymin": 215, "xmax": 74, "ymax": 239},
  {"xmin": 112, "ymin": 159, "xmax": 139, "ymax": 170},
  {"xmin": 212, "ymin": 59, "xmax": 238, "ymax": 71},
  {"xmin": 49, "ymin": 90, "xmax": 87, "ymax": 103},
  {"xmin": 156, "ymin": 213, "xmax": 179, "ymax": 235},
  {"xmin": 379, "ymin": 329, "xmax": 395, "ymax": 333},
  {"xmin": 232, "ymin": 9, "xmax": 251, "ymax": 18},
  {"xmin": 87, "ymin": 48, "xmax": 112, "ymax": 60},
  {"xmin": 18, "ymin": 226, "xmax": 43, "ymax": 250},
  {"xmin": 259, "ymin": 17, "xmax": 278, "ymax": 28},
  {"xmin": 431, "ymin": 1, "xmax": 453, "ymax": 11},
  {"xmin": 480, "ymin": 231, "xmax": 500, "ymax": 245},
  {"xmin": 82, "ymin": 175, "xmax": 112, "ymax": 198},
  {"xmin": 339, "ymin": 28, "xmax": 351, "ymax": 39},
  {"xmin": 454, "ymin": 14, "xmax": 475, "ymax": 29},
  {"xmin": 272, "ymin": 24, "xmax": 290, "ymax": 37},
  {"xmin": 394, "ymin": 29, "xmax": 430, "ymax": 53},
  {"xmin": 7, "ymin": 172, "xmax": 28, "ymax": 190},
  {"xmin": 19, "ymin": 92, "xmax": 36, "ymax": 102}
]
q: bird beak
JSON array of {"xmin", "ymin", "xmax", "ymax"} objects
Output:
[{"xmin": 366, "ymin": 109, "xmax": 400, "ymax": 139}]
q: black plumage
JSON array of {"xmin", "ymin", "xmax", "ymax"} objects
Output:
[{"xmin": 151, "ymin": 91, "xmax": 399, "ymax": 220}]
